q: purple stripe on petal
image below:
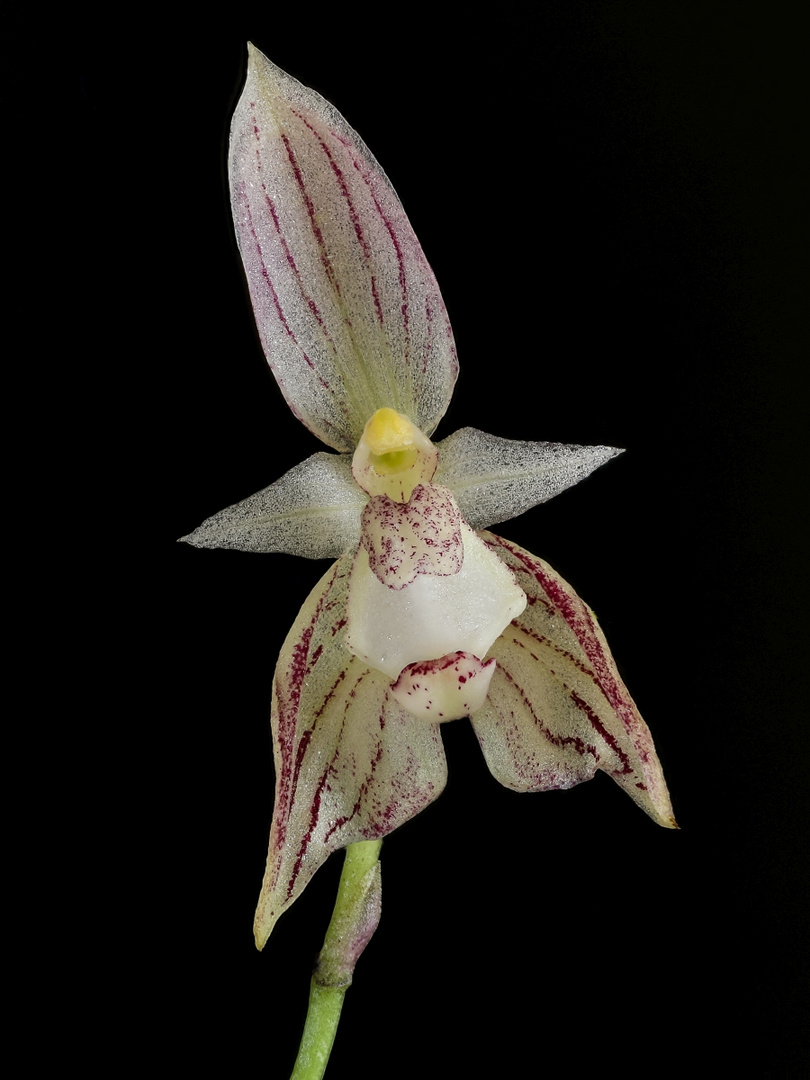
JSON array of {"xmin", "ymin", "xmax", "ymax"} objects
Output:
[
  {"xmin": 470, "ymin": 532, "xmax": 676, "ymax": 828},
  {"xmin": 253, "ymin": 551, "xmax": 448, "ymax": 948},
  {"xmin": 231, "ymin": 48, "xmax": 458, "ymax": 449},
  {"xmin": 280, "ymin": 130, "xmax": 342, "ymax": 299}
]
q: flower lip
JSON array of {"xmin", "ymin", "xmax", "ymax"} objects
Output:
[
  {"xmin": 391, "ymin": 652, "xmax": 498, "ymax": 721},
  {"xmin": 344, "ymin": 485, "xmax": 527, "ymax": 679}
]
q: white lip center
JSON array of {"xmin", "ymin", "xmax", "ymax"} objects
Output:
[{"xmin": 345, "ymin": 492, "xmax": 526, "ymax": 680}]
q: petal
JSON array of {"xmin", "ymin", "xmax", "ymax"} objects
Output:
[
  {"xmin": 255, "ymin": 550, "xmax": 448, "ymax": 949},
  {"xmin": 229, "ymin": 45, "xmax": 458, "ymax": 452},
  {"xmin": 435, "ymin": 428, "xmax": 623, "ymax": 531},
  {"xmin": 470, "ymin": 533, "xmax": 676, "ymax": 828},
  {"xmin": 391, "ymin": 652, "xmax": 497, "ymax": 721},
  {"xmin": 358, "ymin": 485, "xmax": 464, "ymax": 589},
  {"xmin": 344, "ymin": 487, "xmax": 526, "ymax": 680},
  {"xmin": 179, "ymin": 452, "xmax": 364, "ymax": 559}
]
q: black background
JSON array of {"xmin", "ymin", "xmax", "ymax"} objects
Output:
[{"xmin": 74, "ymin": 5, "xmax": 806, "ymax": 1075}]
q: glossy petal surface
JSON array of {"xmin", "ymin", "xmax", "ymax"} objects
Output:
[
  {"xmin": 180, "ymin": 452, "xmax": 363, "ymax": 558},
  {"xmin": 230, "ymin": 45, "xmax": 458, "ymax": 452},
  {"xmin": 255, "ymin": 551, "xmax": 448, "ymax": 948},
  {"xmin": 391, "ymin": 652, "xmax": 497, "ymax": 721},
  {"xmin": 471, "ymin": 533, "xmax": 676, "ymax": 828},
  {"xmin": 345, "ymin": 487, "xmax": 526, "ymax": 679},
  {"xmin": 435, "ymin": 428, "xmax": 623, "ymax": 531}
]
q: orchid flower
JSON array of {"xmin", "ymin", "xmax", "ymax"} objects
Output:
[{"xmin": 183, "ymin": 45, "xmax": 676, "ymax": 960}]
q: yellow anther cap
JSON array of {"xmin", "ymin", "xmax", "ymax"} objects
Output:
[
  {"xmin": 352, "ymin": 409, "xmax": 439, "ymax": 502},
  {"xmin": 364, "ymin": 408, "xmax": 417, "ymax": 456}
]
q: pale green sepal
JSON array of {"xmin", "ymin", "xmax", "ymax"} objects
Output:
[
  {"xmin": 434, "ymin": 427, "xmax": 623, "ymax": 531},
  {"xmin": 255, "ymin": 553, "xmax": 447, "ymax": 949},
  {"xmin": 230, "ymin": 44, "xmax": 458, "ymax": 452},
  {"xmin": 472, "ymin": 532, "xmax": 677, "ymax": 829},
  {"xmin": 179, "ymin": 452, "xmax": 365, "ymax": 559}
]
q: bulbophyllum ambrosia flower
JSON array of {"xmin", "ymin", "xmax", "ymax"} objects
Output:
[{"xmin": 182, "ymin": 44, "xmax": 676, "ymax": 950}]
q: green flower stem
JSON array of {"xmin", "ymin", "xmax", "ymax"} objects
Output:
[{"xmin": 290, "ymin": 840, "xmax": 382, "ymax": 1080}]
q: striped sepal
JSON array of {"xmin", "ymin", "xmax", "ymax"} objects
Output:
[
  {"xmin": 472, "ymin": 533, "xmax": 676, "ymax": 828},
  {"xmin": 230, "ymin": 45, "xmax": 459, "ymax": 453},
  {"xmin": 254, "ymin": 550, "xmax": 448, "ymax": 949}
]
